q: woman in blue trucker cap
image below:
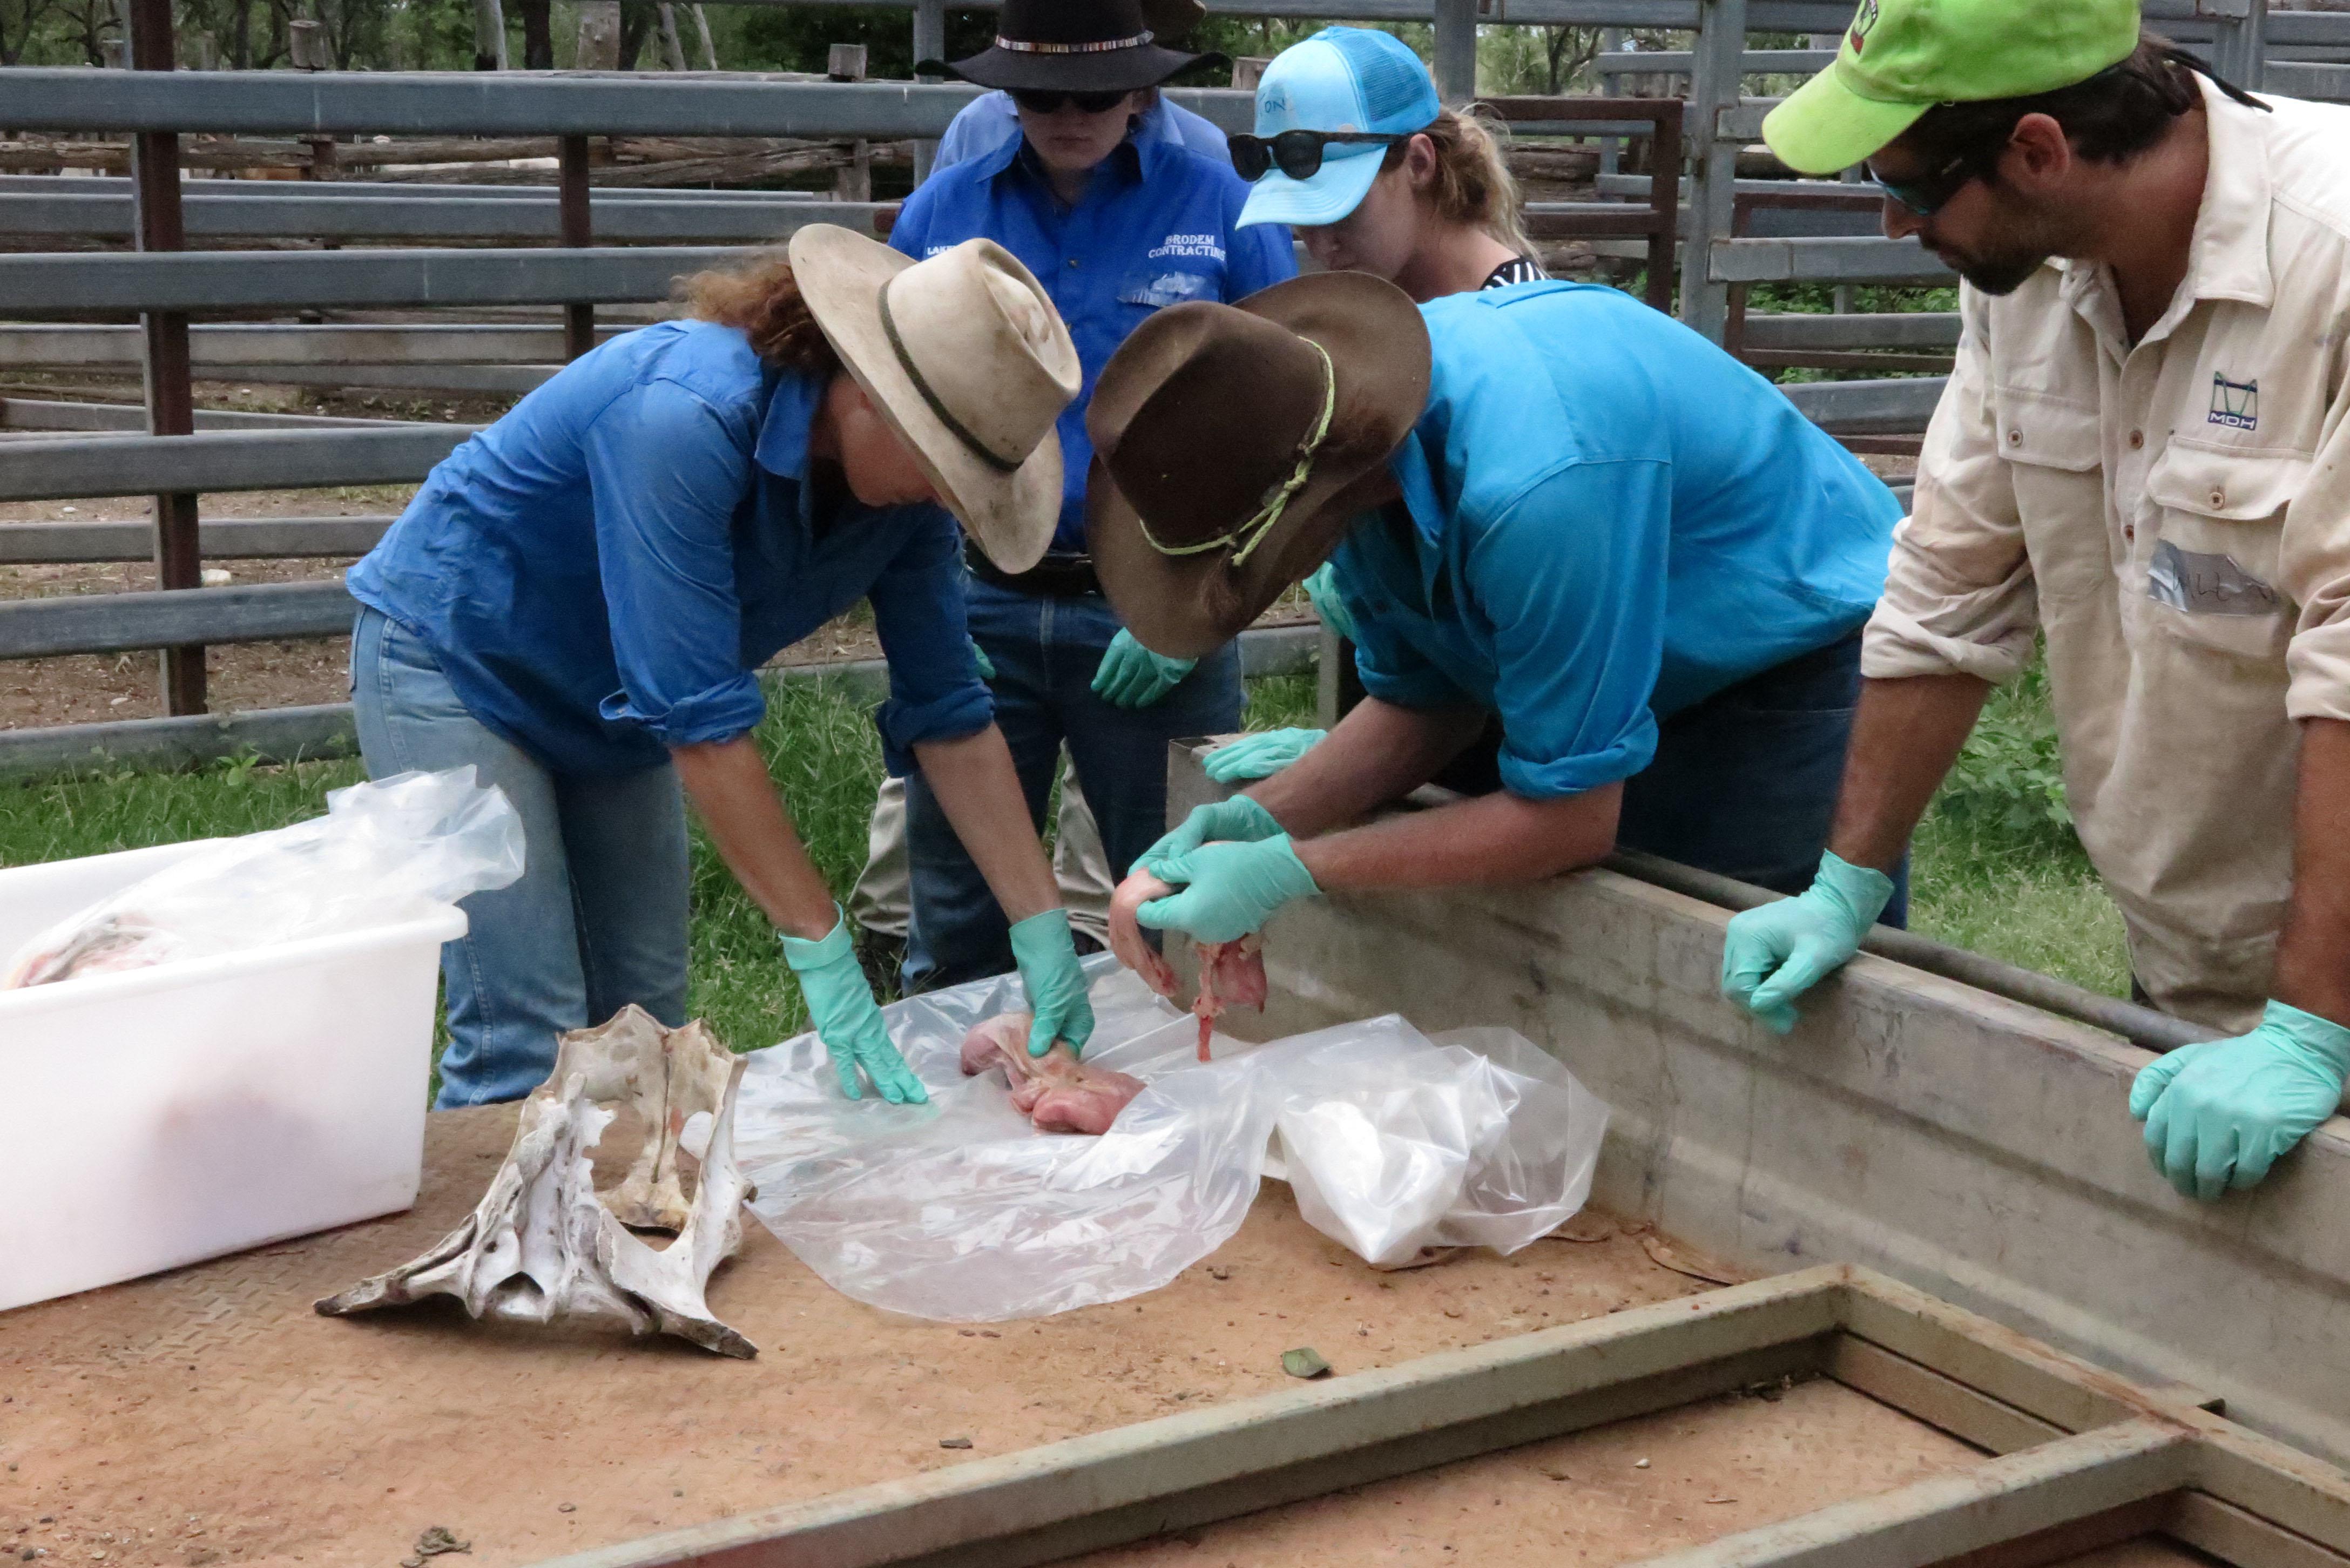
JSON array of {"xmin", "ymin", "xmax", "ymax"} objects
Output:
[{"xmin": 1232, "ymin": 27, "xmax": 1547, "ymax": 300}]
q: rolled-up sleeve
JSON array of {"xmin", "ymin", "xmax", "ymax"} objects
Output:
[
  {"xmin": 1474, "ymin": 462, "xmax": 1671, "ymax": 799},
  {"xmin": 583, "ymin": 380, "xmax": 767, "ymax": 749},
  {"xmin": 1331, "ymin": 539, "xmax": 1473, "ymax": 711},
  {"xmin": 866, "ymin": 504, "xmax": 994, "ymax": 774},
  {"xmin": 2282, "ymin": 288, "xmax": 2350, "ymax": 722},
  {"xmin": 1861, "ymin": 295, "xmax": 2040, "ymax": 685}
]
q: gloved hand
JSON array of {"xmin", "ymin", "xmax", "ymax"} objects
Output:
[
  {"xmin": 780, "ymin": 908, "xmax": 929, "ymax": 1104},
  {"xmin": 1302, "ymin": 562, "xmax": 1355, "ymax": 640},
  {"xmin": 1718, "ymin": 850, "xmax": 1895, "ymax": 1035},
  {"xmin": 1009, "ymin": 907, "xmax": 1096, "ymax": 1059},
  {"xmin": 968, "ymin": 637, "xmax": 996, "ymax": 681},
  {"xmin": 1137, "ymin": 834, "xmax": 1320, "ymax": 944},
  {"xmin": 1204, "ymin": 727, "xmax": 1327, "ymax": 784},
  {"xmin": 1091, "ymin": 629, "xmax": 1196, "ymax": 709},
  {"xmin": 2129, "ymin": 1000, "xmax": 2350, "ymax": 1201},
  {"xmin": 1135, "ymin": 793, "xmax": 1285, "ymax": 876}
]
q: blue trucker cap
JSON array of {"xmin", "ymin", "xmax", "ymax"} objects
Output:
[{"xmin": 1236, "ymin": 26, "xmax": 1442, "ymax": 229}]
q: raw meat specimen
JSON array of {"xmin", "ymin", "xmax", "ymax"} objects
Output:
[
  {"xmin": 1108, "ymin": 869, "xmax": 1269, "ymax": 1060},
  {"xmin": 960, "ymin": 1012, "xmax": 1145, "ymax": 1135},
  {"xmin": 4, "ymin": 912, "xmax": 175, "ymax": 988}
]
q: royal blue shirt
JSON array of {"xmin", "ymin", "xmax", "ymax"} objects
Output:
[
  {"xmin": 348, "ymin": 321, "xmax": 989, "ymax": 778},
  {"xmin": 934, "ymin": 91, "xmax": 1233, "ymax": 172},
  {"xmin": 889, "ymin": 131, "xmax": 1297, "ymax": 552},
  {"xmin": 1329, "ymin": 282, "xmax": 1901, "ymax": 800}
]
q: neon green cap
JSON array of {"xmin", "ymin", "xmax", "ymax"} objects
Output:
[{"xmin": 1762, "ymin": 0, "xmax": 2143, "ymax": 175}]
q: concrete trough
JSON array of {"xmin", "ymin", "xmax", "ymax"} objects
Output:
[{"xmin": 1165, "ymin": 742, "xmax": 2350, "ymax": 1471}]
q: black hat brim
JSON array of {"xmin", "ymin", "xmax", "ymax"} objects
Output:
[{"xmin": 926, "ymin": 43, "xmax": 1225, "ymax": 93}]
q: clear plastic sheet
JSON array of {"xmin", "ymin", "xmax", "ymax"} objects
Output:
[
  {"xmin": 3, "ymin": 767, "xmax": 524, "ymax": 989},
  {"xmin": 730, "ymin": 962, "xmax": 1611, "ymax": 1321}
]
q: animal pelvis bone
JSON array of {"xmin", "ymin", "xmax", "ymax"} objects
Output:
[{"xmin": 316, "ymin": 1005, "xmax": 757, "ymax": 1359}]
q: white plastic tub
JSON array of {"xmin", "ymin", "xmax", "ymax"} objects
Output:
[{"xmin": 0, "ymin": 839, "xmax": 460, "ymax": 1312}]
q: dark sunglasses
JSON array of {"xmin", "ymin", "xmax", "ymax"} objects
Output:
[
  {"xmin": 1228, "ymin": 129, "xmax": 1409, "ymax": 184},
  {"xmin": 1866, "ymin": 146, "xmax": 1990, "ymax": 218},
  {"xmin": 1009, "ymin": 87, "xmax": 1130, "ymax": 116}
]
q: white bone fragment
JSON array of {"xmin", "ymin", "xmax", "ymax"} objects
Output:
[{"xmin": 316, "ymin": 1005, "xmax": 757, "ymax": 1358}]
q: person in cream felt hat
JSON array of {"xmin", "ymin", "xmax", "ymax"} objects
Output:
[{"xmin": 346, "ymin": 228, "xmax": 1099, "ymax": 1112}]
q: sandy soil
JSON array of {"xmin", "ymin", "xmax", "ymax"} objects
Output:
[{"xmin": 0, "ymin": 1105, "xmax": 1728, "ymax": 1568}]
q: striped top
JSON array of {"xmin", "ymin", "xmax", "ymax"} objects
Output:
[{"xmin": 1481, "ymin": 254, "xmax": 1548, "ymax": 289}]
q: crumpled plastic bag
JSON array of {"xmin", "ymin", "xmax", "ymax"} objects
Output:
[
  {"xmin": 728, "ymin": 961, "xmax": 1610, "ymax": 1321},
  {"xmin": 3, "ymin": 767, "xmax": 524, "ymax": 989}
]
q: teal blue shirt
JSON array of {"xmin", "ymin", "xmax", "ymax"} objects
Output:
[{"xmin": 1332, "ymin": 282, "xmax": 1900, "ymax": 800}]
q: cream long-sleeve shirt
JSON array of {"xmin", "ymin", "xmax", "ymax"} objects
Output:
[{"xmin": 1863, "ymin": 77, "xmax": 2350, "ymax": 1031}]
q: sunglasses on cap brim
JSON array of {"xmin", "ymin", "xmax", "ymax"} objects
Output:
[
  {"xmin": 1010, "ymin": 87, "xmax": 1132, "ymax": 115},
  {"xmin": 1228, "ymin": 128, "xmax": 1410, "ymax": 184}
]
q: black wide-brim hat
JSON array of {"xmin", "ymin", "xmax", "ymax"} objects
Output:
[
  {"xmin": 923, "ymin": 0, "xmax": 1224, "ymax": 93},
  {"xmin": 1085, "ymin": 273, "xmax": 1432, "ymax": 661}
]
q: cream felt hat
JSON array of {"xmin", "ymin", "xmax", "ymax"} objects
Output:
[{"xmin": 789, "ymin": 226, "xmax": 1081, "ymax": 573}]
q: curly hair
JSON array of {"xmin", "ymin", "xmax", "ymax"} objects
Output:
[
  {"xmin": 674, "ymin": 252, "xmax": 842, "ymax": 374},
  {"xmin": 1378, "ymin": 105, "xmax": 1535, "ymax": 260}
]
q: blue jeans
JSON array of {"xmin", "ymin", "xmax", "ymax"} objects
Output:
[
  {"xmin": 350, "ymin": 607, "xmax": 692, "ymax": 1107},
  {"xmin": 1617, "ymin": 631, "xmax": 1909, "ymax": 927},
  {"xmin": 903, "ymin": 579, "xmax": 1245, "ymax": 992}
]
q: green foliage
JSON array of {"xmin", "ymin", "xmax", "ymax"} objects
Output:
[
  {"xmin": 732, "ymin": 3, "xmax": 993, "ymax": 78},
  {"xmin": 1936, "ymin": 662, "xmax": 2074, "ymax": 838}
]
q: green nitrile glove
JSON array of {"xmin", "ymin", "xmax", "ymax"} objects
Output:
[
  {"xmin": 1137, "ymin": 834, "xmax": 1321, "ymax": 945},
  {"xmin": 1091, "ymin": 629, "xmax": 1196, "ymax": 709},
  {"xmin": 1302, "ymin": 562, "xmax": 1355, "ymax": 641},
  {"xmin": 1134, "ymin": 794, "xmax": 1285, "ymax": 877},
  {"xmin": 968, "ymin": 637, "xmax": 996, "ymax": 682},
  {"xmin": 1009, "ymin": 907, "xmax": 1095, "ymax": 1059},
  {"xmin": 2129, "ymin": 1000, "xmax": 2350, "ymax": 1201},
  {"xmin": 1718, "ymin": 851, "xmax": 1895, "ymax": 1035},
  {"xmin": 780, "ymin": 907, "xmax": 929, "ymax": 1104},
  {"xmin": 1204, "ymin": 728, "xmax": 1327, "ymax": 784}
]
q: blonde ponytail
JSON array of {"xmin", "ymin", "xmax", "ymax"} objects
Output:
[{"xmin": 1383, "ymin": 105, "xmax": 1535, "ymax": 260}]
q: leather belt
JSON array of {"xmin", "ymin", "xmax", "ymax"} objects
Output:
[{"xmin": 965, "ymin": 544, "xmax": 1103, "ymax": 599}]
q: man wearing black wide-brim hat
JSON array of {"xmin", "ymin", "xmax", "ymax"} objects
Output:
[{"xmin": 888, "ymin": 0, "xmax": 1299, "ymax": 1003}]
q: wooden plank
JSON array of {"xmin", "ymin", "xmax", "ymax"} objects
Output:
[
  {"xmin": 0, "ymin": 579, "xmax": 357, "ymax": 659},
  {"xmin": 0, "ymin": 516, "xmax": 394, "ymax": 564},
  {"xmin": 0, "ymin": 427, "xmax": 469, "ymax": 503}
]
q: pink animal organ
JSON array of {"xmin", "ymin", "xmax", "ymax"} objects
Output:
[
  {"xmin": 1107, "ymin": 870, "xmax": 1268, "ymax": 1061},
  {"xmin": 958, "ymin": 1012, "xmax": 1145, "ymax": 1136}
]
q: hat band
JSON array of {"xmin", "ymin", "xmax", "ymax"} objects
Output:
[
  {"xmin": 876, "ymin": 281, "xmax": 1021, "ymax": 475},
  {"xmin": 1139, "ymin": 338, "xmax": 1334, "ymax": 571},
  {"xmin": 994, "ymin": 29, "xmax": 1153, "ymax": 53}
]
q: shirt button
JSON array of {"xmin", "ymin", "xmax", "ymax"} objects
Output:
[
  {"xmin": 2007, "ymin": 429, "xmax": 2023, "ymax": 445},
  {"xmin": 2123, "ymin": 523, "xmax": 2136, "ymax": 542},
  {"xmin": 2210, "ymin": 488, "xmax": 2226, "ymax": 508},
  {"xmin": 1067, "ymin": 258, "xmax": 1080, "ymax": 268},
  {"xmin": 2128, "ymin": 429, "xmax": 2145, "ymax": 449}
]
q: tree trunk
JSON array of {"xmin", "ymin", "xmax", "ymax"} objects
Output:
[{"xmin": 514, "ymin": 0, "xmax": 551, "ymax": 69}]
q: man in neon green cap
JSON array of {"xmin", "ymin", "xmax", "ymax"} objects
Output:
[{"xmin": 1724, "ymin": 0, "xmax": 2350, "ymax": 1204}]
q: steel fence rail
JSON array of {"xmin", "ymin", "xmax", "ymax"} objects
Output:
[
  {"xmin": 0, "ymin": 191, "xmax": 886, "ymax": 244},
  {"xmin": 0, "ymin": 580, "xmax": 358, "ymax": 658},
  {"xmin": 0, "ymin": 396, "xmax": 442, "ymax": 432},
  {"xmin": 0, "ymin": 427, "xmax": 471, "ymax": 503},
  {"xmin": 0, "ymin": 518, "xmax": 395, "ymax": 565},
  {"xmin": 0, "ymin": 247, "xmax": 753, "ymax": 315},
  {"xmin": 0, "ymin": 324, "xmax": 623, "ymax": 369},
  {"xmin": 1712, "ymin": 235, "xmax": 1956, "ymax": 284},
  {"xmin": 1781, "ymin": 376, "xmax": 1950, "ymax": 432}
]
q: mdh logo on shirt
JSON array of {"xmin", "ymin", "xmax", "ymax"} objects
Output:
[
  {"xmin": 2208, "ymin": 373, "xmax": 2259, "ymax": 431},
  {"xmin": 1848, "ymin": 0, "xmax": 1881, "ymax": 53}
]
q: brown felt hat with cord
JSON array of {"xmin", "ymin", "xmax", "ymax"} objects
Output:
[{"xmin": 1085, "ymin": 273, "xmax": 1430, "ymax": 660}]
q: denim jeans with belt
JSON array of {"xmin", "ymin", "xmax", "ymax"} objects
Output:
[
  {"xmin": 350, "ymin": 607, "xmax": 692, "ymax": 1107},
  {"xmin": 902, "ymin": 577, "xmax": 1245, "ymax": 993},
  {"xmin": 1426, "ymin": 631, "xmax": 1908, "ymax": 927}
]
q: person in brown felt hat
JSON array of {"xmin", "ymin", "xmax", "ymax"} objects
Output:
[
  {"xmin": 1088, "ymin": 273, "xmax": 1904, "ymax": 955},
  {"xmin": 877, "ymin": 0, "xmax": 1299, "ymax": 1002}
]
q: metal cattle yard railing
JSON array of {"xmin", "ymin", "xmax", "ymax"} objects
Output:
[{"xmin": 2, "ymin": 0, "xmax": 2345, "ymax": 778}]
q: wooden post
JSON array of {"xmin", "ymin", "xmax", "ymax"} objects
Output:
[
  {"xmin": 829, "ymin": 43, "xmax": 870, "ymax": 202},
  {"xmin": 288, "ymin": 17, "xmax": 328, "ymax": 69},
  {"xmin": 573, "ymin": 1, "xmax": 620, "ymax": 70},
  {"xmin": 690, "ymin": 3, "xmax": 716, "ymax": 69},
  {"xmin": 559, "ymin": 134, "xmax": 595, "ymax": 361},
  {"xmin": 471, "ymin": 0, "xmax": 508, "ymax": 70},
  {"xmin": 657, "ymin": 3, "xmax": 687, "ymax": 70},
  {"xmin": 126, "ymin": 0, "xmax": 205, "ymax": 716}
]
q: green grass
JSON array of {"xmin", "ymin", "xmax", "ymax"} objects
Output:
[{"xmin": 0, "ymin": 663, "xmax": 2130, "ymax": 1069}]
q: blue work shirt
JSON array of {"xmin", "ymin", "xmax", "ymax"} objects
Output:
[
  {"xmin": 934, "ymin": 90, "xmax": 1233, "ymax": 172},
  {"xmin": 1330, "ymin": 282, "xmax": 1900, "ymax": 801},
  {"xmin": 890, "ymin": 131, "xmax": 1297, "ymax": 552},
  {"xmin": 348, "ymin": 321, "xmax": 989, "ymax": 778}
]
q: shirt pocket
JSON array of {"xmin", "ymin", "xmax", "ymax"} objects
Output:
[
  {"xmin": 2141, "ymin": 436, "xmax": 2300, "ymax": 663},
  {"xmin": 1990, "ymin": 387, "xmax": 2109, "ymax": 604},
  {"xmin": 1117, "ymin": 264, "xmax": 1223, "ymax": 314}
]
